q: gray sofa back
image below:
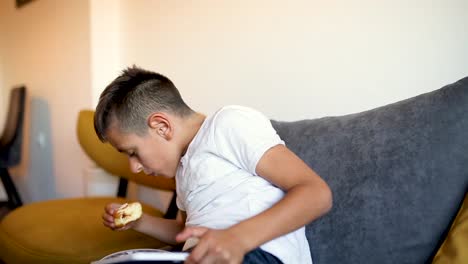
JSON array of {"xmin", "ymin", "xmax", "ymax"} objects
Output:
[{"xmin": 272, "ymin": 77, "xmax": 468, "ymax": 264}]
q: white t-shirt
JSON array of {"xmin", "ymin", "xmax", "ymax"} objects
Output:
[{"xmin": 176, "ymin": 105, "xmax": 312, "ymax": 264}]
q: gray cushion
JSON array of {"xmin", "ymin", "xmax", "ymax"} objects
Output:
[{"xmin": 272, "ymin": 77, "xmax": 468, "ymax": 264}]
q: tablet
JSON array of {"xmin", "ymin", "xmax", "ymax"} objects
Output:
[{"xmin": 90, "ymin": 249, "xmax": 189, "ymax": 264}]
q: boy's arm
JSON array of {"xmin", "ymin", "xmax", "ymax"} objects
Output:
[
  {"xmin": 132, "ymin": 211, "xmax": 186, "ymax": 245},
  {"xmin": 103, "ymin": 203, "xmax": 186, "ymax": 245},
  {"xmin": 177, "ymin": 144, "xmax": 332, "ymax": 263},
  {"xmin": 102, "ymin": 203, "xmax": 187, "ymax": 245},
  {"xmin": 233, "ymin": 144, "xmax": 332, "ymax": 249}
]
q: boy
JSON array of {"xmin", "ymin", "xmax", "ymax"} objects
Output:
[{"xmin": 97, "ymin": 66, "xmax": 332, "ymax": 264}]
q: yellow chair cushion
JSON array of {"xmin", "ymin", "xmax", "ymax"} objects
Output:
[
  {"xmin": 0, "ymin": 197, "xmax": 167, "ymax": 264},
  {"xmin": 432, "ymin": 193, "xmax": 468, "ymax": 264}
]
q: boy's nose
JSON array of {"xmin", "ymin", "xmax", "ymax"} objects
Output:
[{"xmin": 129, "ymin": 158, "xmax": 143, "ymax": 173}]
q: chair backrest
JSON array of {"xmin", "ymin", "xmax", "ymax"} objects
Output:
[
  {"xmin": 76, "ymin": 109, "xmax": 175, "ymax": 191},
  {"xmin": 0, "ymin": 86, "xmax": 26, "ymax": 167}
]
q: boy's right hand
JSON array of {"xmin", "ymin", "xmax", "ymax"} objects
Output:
[{"xmin": 102, "ymin": 203, "xmax": 139, "ymax": 231}]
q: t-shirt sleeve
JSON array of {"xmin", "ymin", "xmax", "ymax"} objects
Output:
[
  {"xmin": 176, "ymin": 194, "xmax": 185, "ymax": 211},
  {"xmin": 212, "ymin": 106, "xmax": 284, "ymax": 175}
]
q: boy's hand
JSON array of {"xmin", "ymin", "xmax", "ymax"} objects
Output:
[
  {"xmin": 176, "ymin": 227, "xmax": 248, "ymax": 264},
  {"xmin": 102, "ymin": 203, "xmax": 139, "ymax": 231}
]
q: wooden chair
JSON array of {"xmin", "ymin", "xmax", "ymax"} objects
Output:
[
  {"xmin": 0, "ymin": 86, "xmax": 26, "ymax": 210},
  {"xmin": 0, "ymin": 109, "xmax": 177, "ymax": 264}
]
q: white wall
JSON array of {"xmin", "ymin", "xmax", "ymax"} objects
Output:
[
  {"xmin": 0, "ymin": 0, "xmax": 92, "ymax": 201},
  {"xmin": 89, "ymin": 0, "xmax": 123, "ymax": 108},
  {"xmin": 116, "ymin": 0, "xmax": 468, "ymax": 121}
]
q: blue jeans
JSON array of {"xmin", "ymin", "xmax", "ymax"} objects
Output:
[{"xmin": 243, "ymin": 248, "xmax": 283, "ymax": 264}]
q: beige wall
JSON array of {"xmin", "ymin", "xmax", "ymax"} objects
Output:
[
  {"xmin": 0, "ymin": 0, "xmax": 92, "ymax": 201},
  {"xmin": 0, "ymin": 19, "xmax": 5, "ymax": 134},
  {"xmin": 0, "ymin": 15, "xmax": 5, "ymax": 200}
]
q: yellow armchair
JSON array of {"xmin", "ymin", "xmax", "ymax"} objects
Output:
[{"xmin": 0, "ymin": 110, "xmax": 177, "ymax": 264}]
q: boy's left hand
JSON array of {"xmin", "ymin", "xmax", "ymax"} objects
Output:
[{"xmin": 176, "ymin": 226, "xmax": 248, "ymax": 264}]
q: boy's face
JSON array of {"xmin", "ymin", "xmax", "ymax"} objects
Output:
[{"xmin": 105, "ymin": 117, "xmax": 181, "ymax": 178}]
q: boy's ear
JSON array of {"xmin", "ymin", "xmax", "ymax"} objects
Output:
[{"xmin": 147, "ymin": 113, "xmax": 172, "ymax": 140}]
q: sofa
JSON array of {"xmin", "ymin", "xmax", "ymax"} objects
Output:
[{"xmin": 271, "ymin": 76, "xmax": 468, "ymax": 263}]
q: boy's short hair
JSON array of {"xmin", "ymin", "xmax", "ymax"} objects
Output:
[{"xmin": 94, "ymin": 66, "xmax": 194, "ymax": 141}]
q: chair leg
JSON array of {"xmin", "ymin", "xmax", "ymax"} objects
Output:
[
  {"xmin": 116, "ymin": 177, "xmax": 129, "ymax": 198},
  {"xmin": 163, "ymin": 191, "xmax": 178, "ymax": 219},
  {"xmin": 0, "ymin": 167, "xmax": 23, "ymax": 209}
]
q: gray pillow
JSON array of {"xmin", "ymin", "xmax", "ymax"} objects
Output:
[{"xmin": 271, "ymin": 77, "xmax": 468, "ymax": 264}]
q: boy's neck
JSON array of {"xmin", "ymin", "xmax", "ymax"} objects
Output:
[{"xmin": 179, "ymin": 112, "xmax": 206, "ymax": 156}]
